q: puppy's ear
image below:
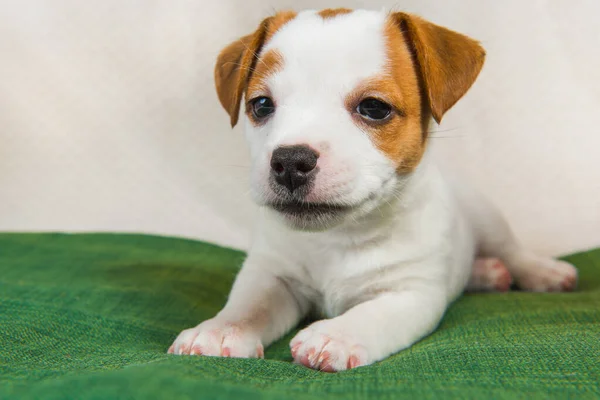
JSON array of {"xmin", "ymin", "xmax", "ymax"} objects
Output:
[
  {"xmin": 392, "ymin": 13, "xmax": 485, "ymax": 123},
  {"xmin": 214, "ymin": 17, "xmax": 272, "ymax": 127}
]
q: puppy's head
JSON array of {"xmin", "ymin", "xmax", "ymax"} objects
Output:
[{"xmin": 215, "ymin": 9, "xmax": 485, "ymax": 230}]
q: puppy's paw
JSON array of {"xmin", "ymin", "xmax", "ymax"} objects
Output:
[
  {"xmin": 168, "ymin": 319, "xmax": 264, "ymax": 358},
  {"xmin": 290, "ymin": 320, "xmax": 369, "ymax": 372},
  {"xmin": 467, "ymin": 258, "xmax": 513, "ymax": 292},
  {"xmin": 517, "ymin": 259, "xmax": 578, "ymax": 292}
]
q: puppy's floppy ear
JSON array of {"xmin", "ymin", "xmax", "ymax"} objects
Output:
[
  {"xmin": 214, "ymin": 17, "xmax": 272, "ymax": 127},
  {"xmin": 392, "ymin": 13, "xmax": 485, "ymax": 123}
]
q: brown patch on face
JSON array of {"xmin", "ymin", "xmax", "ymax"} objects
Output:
[
  {"xmin": 214, "ymin": 11, "xmax": 296, "ymax": 127},
  {"xmin": 248, "ymin": 11, "xmax": 295, "ymax": 103},
  {"xmin": 246, "ymin": 50, "xmax": 283, "ymax": 98},
  {"xmin": 318, "ymin": 8, "xmax": 353, "ymax": 19},
  {"xmin": 242, "ymin": 12, "xmax": 297, "ymax": 125},
  {"xmin": 345, "ymin": 19, "xmax": 425, "ymax": 173},
  {"xmin": 264, "ymin": 11, "xmax": 297, "ymax": 42},
  {"xmin": 249, "ymin": 11, "xmax": 295, "ymax": 100},
  {"xmin": 244, "ymin": 49, "xmax": 284, "ymax": 124},
  {"xmin": 347, "ymin": 13, "xmax": 485, "ymax": 173}
]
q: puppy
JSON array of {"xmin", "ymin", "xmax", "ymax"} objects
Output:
[{"xmin": 169, "ymin": 9, "xmax": 578, "ymax": 371}]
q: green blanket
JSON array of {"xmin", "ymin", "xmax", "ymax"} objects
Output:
[{"xmin": 1, "ymin": 233, "xmax": 598, "ymax": 399}]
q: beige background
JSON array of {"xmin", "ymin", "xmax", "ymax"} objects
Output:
[{"xmin": 1, "ymin": 0, "xmax": 599, "ymax": 255}]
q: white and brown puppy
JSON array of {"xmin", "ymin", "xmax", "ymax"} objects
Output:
[{"xmin": 169, "ymin": 9, "xmax": 577, "ymax": 371}]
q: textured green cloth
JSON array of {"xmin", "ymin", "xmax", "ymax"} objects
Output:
[{"xmin": 0, "ymin": 233, "xmax": 598, "ymax": 399}]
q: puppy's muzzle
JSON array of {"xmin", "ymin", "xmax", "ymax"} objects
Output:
[{"xmin": 270, "ymin": 145, "xmax": 319, "ymax": 193}]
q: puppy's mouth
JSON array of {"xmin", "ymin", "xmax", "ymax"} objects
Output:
[
  {"xmin": 266, "ymin": 200, "xmax": 351, "ymax": 230},
  {"xmin": 269, "ymin": 201, "xmax": 349, "ymax": 215}
]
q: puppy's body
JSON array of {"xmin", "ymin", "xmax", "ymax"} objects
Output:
[{"xmin": 170, "ymin": 9, "xmax": 577, "ymax": 371}]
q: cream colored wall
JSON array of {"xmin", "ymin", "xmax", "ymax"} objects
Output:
[{"xmin": 1, "ymin": 0, "xmax": 599, "ymax": 255}]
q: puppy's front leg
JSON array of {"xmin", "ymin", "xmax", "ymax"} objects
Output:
[
  {"xmin": 169, "ymin": 255, "xmax": 309, "ymax": 358},
  {"xmin": 291, "ymin": 285, "xmax": 447, "ymax": 371}
]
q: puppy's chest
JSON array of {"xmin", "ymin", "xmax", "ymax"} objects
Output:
[
  {"xmin": 284, "ymin": 251, "xmax": 363, "ymax": 317},
  {"xmin": 283, "ymin": 237, "xmax": 423, "ymax": 318}
]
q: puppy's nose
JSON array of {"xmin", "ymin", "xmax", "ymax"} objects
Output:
[{"xmin": 270, "ymin": 145, "xmax": 319, "ymax": 193}]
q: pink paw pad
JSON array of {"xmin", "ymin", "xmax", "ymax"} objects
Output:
[
  {"xmin": 190, "ymin": 345, "xmax": 204, "ymax": 355},
  {"xmin": 561, "ymin": 275, "xmax": 577, "ymax": 291},
  {"xmin": 467, "ymin": 258, "xmax": 513, "ymax": 292},
  {"xmin": 492, "ymin": 261, "xmax": 512, "ymax": 292},
  {"xmin": 290, "ymin": 325, "xmax": 368, "ymax": 372},
  {"xmin": 348, "ymin": 355, "xmax": 361, "ymax": 369},
  {"xmin": 256, "ymin": 345, "xmax": 265, "ymax": 359}
]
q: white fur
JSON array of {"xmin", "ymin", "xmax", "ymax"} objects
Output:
[
  {"xmin": 169, "ymin": 10, "xmax": 577, "ymax": 371},
  {"xmin": 248, "ymin": 11, "xmax": 394, "ymax": 218}
]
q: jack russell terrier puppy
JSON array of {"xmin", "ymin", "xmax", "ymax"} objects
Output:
[{"xmin": 169, "ymin": 8, "xmax": 578, "ymax": 372}]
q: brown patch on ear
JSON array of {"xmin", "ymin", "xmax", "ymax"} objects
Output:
[
  {"xmin": 391, "ymin": 12, "xmax": 486, "ymax": 123},
  {"xmin": 214, "ymin": 11, "xmax": 296, "ymax": 127},
  {"xmin": 318, "ymin": 8, "xmax": 353, "ymax": 19}
]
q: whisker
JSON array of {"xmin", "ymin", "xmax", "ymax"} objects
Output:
[
  {"xmin": 426, "ymin": 127, "xmax": 461, "ymax": 134},
  {"xmin": 208, "ymin": 164, "xmax": 250, "ymax": 168},
  {"xmin": 428, "ymin": 135, "xmax": 466, "ymax": 139},
  {"xmin": 240, "ymin": 40, "xmax": 268, "ymax": 69}
]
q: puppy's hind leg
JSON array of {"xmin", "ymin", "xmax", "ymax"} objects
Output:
[
  {"xmin": 471, "ymin": 198, "xmax": 578, "ymax": 292},
  {"xmin": 500, "ymin": 246, "xmax": 577, "ymax": 292},
  {"xmin": 466, "ymin": 257, "xmax": 512, "ymax": 292}
]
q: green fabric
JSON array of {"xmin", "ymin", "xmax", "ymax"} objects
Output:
[{"xmin": 1, "ymin": 233, "xmax": 599, "ymax": 400}]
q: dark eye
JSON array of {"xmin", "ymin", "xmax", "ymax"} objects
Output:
[
  {"xmin": 356, "ymin": 98, "xmax": 392, "ymax": 121},
  {"xmin": 251, "ymin": 96, "xmax": 275, "ymax": 119}
]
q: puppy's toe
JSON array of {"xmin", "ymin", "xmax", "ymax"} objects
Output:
[
  {"xmin": 517, "ymin": 259, "xmax": 578, "ymax": 292},
  {"xmin": 170, "ymin": 326, "xmax": 202, "ymax": 355},
  {"xmin": 290, "ymin": 320, "xmax": 368, "ymax": 372},
  {"xmin": 168, "ymin": 319, "xmax": 263, "ymax": 358}
]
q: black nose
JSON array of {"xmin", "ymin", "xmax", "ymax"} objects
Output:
[{"xmin": 270, "ymin": 145, "xmax": 319, "ymax": 193}]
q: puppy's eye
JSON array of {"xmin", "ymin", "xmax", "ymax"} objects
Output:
[
  {"xmin": 357, "ymin": 98, "xmax": 392, "ymax": 121},
  {"xmin": 251, "ymin": 96, "xmax": 275, "ymax": 119}
]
